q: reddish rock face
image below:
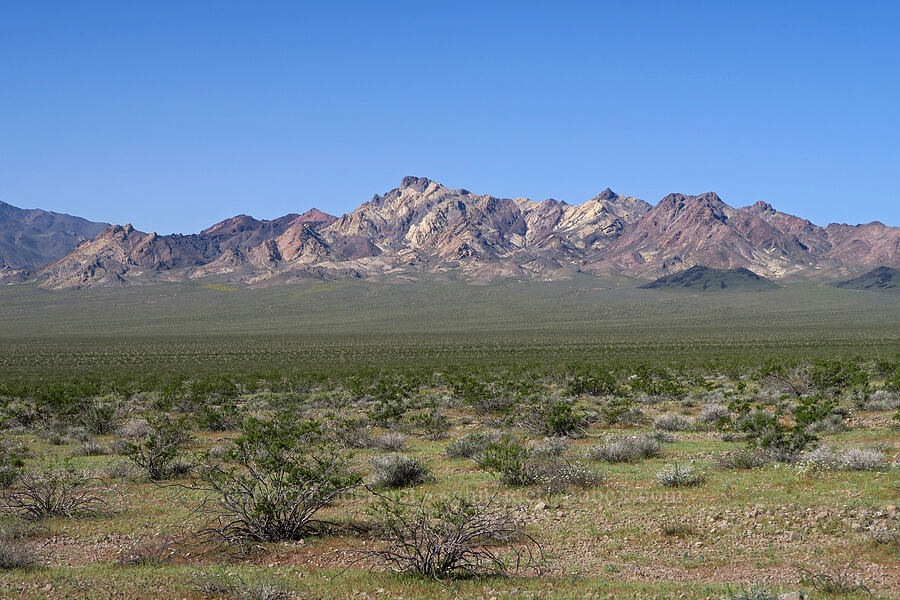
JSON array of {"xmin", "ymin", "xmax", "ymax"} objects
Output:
[{"xmin": 22, "ymin": 176, "xmax": 900, "ymax": 288}]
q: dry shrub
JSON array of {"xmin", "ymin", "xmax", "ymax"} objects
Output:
[
  {"xmin": 369, "ymin": 453, "xmax": 433, "ymax": 489},
  {"xmin": 2, "ymin": 466, "xmax": 112, "ymax": 520},
  {"xmin": 359, "ymin": 488, "xmax": 543, "ymax": 579}
]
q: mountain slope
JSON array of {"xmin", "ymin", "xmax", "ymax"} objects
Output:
[
  {"xmin": 834, "ymin": 266, "xmax": 899, "ymax": 291},
  {"xmin": 639, "ymin": 265, "xmax": 779, "ymax": 291},
  {"xmin": 600, "ymin": 192, "xmax": 821, "ymax": 279},
  {"xmin": 40, "ymin": 210, "xmax": 336, "ymax": 288},
  {"xmin": 0, "ymin": 201, "xmax": 109, "ymax": 276}
]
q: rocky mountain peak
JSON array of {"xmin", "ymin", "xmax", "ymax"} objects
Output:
[
  {"xmin": 594, "ymin": 188, "xmax": 618, "ymax": 202},
  {"xmin": 400, "ymin": 175, "xmax": 432, "ymax": 192}
]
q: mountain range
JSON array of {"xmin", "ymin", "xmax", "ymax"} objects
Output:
[{"xmin": 1, "ymin": 176, "xmax": 898, "ymax": 289}]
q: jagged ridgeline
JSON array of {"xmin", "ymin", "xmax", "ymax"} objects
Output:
[{"xmin": 1, "ymin": 176, "xmax": 898, "ymax": 289}]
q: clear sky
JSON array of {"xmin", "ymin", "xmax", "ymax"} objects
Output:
[{"xmin": 1, "ymin": 1, "xmax": 898, "ymax": 233}]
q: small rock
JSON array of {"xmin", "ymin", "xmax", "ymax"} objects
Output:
[
  {"xmin": 778, "ymin": 592, "xmax": 802, "ymax": 600},
  {"xmin": 534, "ymin": 502, "xmax": 547, "ymax": 511},
  {"xmin": 814, "ymin": 510, "xmax": 828, "ymax": 520},
  {"xmin": 787, "ymin": 531, "xmax": 802, "ymax": 541}
]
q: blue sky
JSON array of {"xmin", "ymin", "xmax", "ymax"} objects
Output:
[{"xmin": 1, "ymin": 1, "xmax": 898, "ymax": 233}]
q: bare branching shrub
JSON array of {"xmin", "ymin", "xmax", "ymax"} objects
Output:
[
  {"xmin": 656, "ymin": 463, "xmax": 706, "ymax": 488},
  {"xmin": 117, "ymin": 418, "xmax": 152, "ymax": 440},
  {"xmin": 102, "ymin": 461, "xmax": 141, "ymax": 480},
  {"xmin": 373, "ymin": 432, "xmax": 408, "ymax": 452},
  {"xmin": 586, "ymin": 435, "xmax": 661, "ymax": 463},
  {"xmin": 796, "ymin": 557, "xmax": 872, "ymax": 595},
  {"xmin": 369, "ymin": 453, "xmax": 433, "ymax": 489},
  {"xmin": 359, "ymin": 489, "xmax": 543, "ymax": 579},
  {"xmin": 445, "ymin": 431, "xmax": 502, "ymax": 460},
  {"xmin": 2, "ymin": 466, "xmax": 110, "ymax": 520},
  {"xmin": 67, "ymin": 427, "xmax": 93, "ymax": 443},
  {"xmin": 118, "ymin": 535, "xmax": 180, "ymax": 566},
  {"xmin": 653, "ymin": 414, "xmax": 694, "ymax": 432},
  {"xmin": 193, "ymin": 416, "xmax": 360, "ymax": 549},
  {"xmin": 716, "ymin": 449, "xmax": 768, "ymax": 470},
  {"xmin": 331, "ymin": 417, "xmax": 372, "ymax": 449},
  {"xmin": 123, "ymin": 415, "xmax": 191, "ymax": 480},
  {"xmin": 797, "ymin": 447, "xmax": 884, "ymax": 471}
]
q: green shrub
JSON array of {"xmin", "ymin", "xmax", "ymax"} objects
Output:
[
  {"xmin": 79, "ymin": 396, "xmax": 120, "ymax": 435},
  {"xmin": 522, "ymin": 399, "xmax": 588, "ymax": 437},
  {"xmin": 413, "ymin": 407, "xmax": 451, "ymax": 440},
  {"xmin": 196, "ymin": 401, "xmax": 241, "ymax": 432},
  {"xmin": 479, "ymin": 435, "xmax": 534, "ymax": 486},
  {"xmin": 123, "ymin": 415, "xmax": 191, "ymax": 480},
  {"xmin": 195, "ymin": 415, "xmax": 360, "ymax": 547}
]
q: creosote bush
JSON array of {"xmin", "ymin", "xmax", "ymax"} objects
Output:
[
  {"xmin": 521, "ymin": 399, "xmax": 588, "ymax": 437},
  {"xmin": 0, "ymin": 443, "xmax": 27, "ymax": 488},
  {"xmin": 80, "ymin": 396, "xmax": 120, "ymax": 435},
  {"xmin": 2, "ymin": 465, "xmax": 110, "ymax": 519},
  {"xmin": 369, "ymin": 453, "xmax": 433, "ymax": 489},
  {"xmin": 123, "ymin": 415, "xmax": 191, "ymax": 480},
  {"xmin": 194, "ymin": 415, "xmax": 360, "ymax": 549},
  {"xmin": 361, "ymin": 489, "xmax": 542, "ymax": 579},
  {"xmin": 413, "ymin": 407, "xmax": 451, "ymax": 440}
]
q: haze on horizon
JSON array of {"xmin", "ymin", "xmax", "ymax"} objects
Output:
[{"xmin": 1, "ymin": 1, "xmax": 898, "ymax": 234}]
